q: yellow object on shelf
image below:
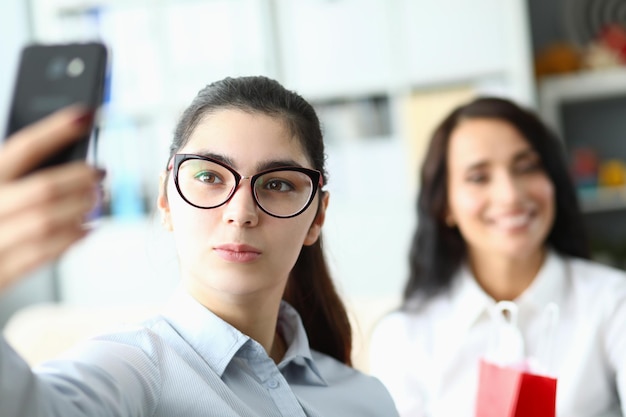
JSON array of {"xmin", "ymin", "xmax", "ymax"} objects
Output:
[{"xmin": 598, "ymin": 159, "xmax": 626, "ymax": 187}]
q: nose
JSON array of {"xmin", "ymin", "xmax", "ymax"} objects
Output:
[
  {"xmin": 492, "ymin": 171, "xmax": 523, "ymax": 206},
  {"xmin": 222, "ymin": 179, "xmax": 259, "ymax": 227}
]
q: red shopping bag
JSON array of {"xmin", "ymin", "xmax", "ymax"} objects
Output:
[{"xmin": 475, "ymin": 359, "xmax": 557, "ymax": 417}]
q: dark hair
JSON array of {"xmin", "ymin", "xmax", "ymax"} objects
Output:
[
  {"xmin": 403, "ymin": 96, "xmax": 590, "ymax": 307},
  {"xmin": 164, "ymin": 76, "xmax": 352, "ymax": 365}
]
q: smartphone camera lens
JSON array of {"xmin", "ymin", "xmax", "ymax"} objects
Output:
[
  {"xmin": 45, "ymin": 57, "xmax": 84, "ymax": 79},
  {"xmin": 46, "ymin": 57, "xmax": 66, "ymax": 80},
  {"xmin": 66, "ymin": 57, "xmax": 85, "ymax": 77}
]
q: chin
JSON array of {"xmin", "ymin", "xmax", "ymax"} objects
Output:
[
  {"xmin": 211, "ymin": 276, "xmax": 265, "ymax": 294},
  {"xmin": 497, "ymin": 243, "xmax": 544, "ymax": 261}
]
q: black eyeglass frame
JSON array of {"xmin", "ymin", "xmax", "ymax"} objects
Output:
[{"xmin": 171, "ymin": 153, "xmax": 324, "ymax": 219}]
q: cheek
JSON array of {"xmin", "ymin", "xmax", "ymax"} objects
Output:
[
  {"xmin": 282, "ymin": 216, "xmax": 314, "ymax": 244},
  {"xmin": 274, "ymin": 215, "xmax": 317, "ymax": 258},
  {"xmin": 166, "ymin": 185, "xmax": 214, "ymax": 244},
  {"xmin": 449, "ymin": 185, "xmax": 485, "ymax": 222},
  {"xmin": 533, "ymin": 178, "xmax": 556, "ymax": 218},
  {"xmin": 169, "ymin": 205, "xmax": 203, "ymax": 249}
]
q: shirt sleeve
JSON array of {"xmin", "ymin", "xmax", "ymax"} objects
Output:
[{"xmin": 0, "ymin": 333, "xmax": 161, "ymax": 417}]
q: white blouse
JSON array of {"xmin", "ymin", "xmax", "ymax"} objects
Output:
[{"xmin": 369, "ymin": 250, "xmax": 626, "ymax": 417}]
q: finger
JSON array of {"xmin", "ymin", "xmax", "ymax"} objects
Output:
[
  {"xmin": 0, "ymin": 106, "xmax": 95, "ymax": 181},
  {"xmin": 0, "ymin": 163, "xmax": 103, "ymax": 221},
  {"xmin": 0, "ymin": 226, "xmax": 89, "ymax": 293},
  {"xmin": 0, "ymin": 183, "xmax": 97, "ymax": 254}
]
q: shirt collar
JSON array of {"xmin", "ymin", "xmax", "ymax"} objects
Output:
[
  {"xmin": 516, "ymin": 248, "xmax": 568, "ymax": 311},
  {"xmin": 161, "ymin": 288, "xmax": 249, "ymax": 376},
  {"xmin": 276, "ymin": 301, "xmax": 327, "ymax": 386},
  {"xmin": 447, "ymin": 264, "xmax": 494, "ymax": 333},
  {"xmin": 161, "ymin": 288, "xmax": 326, "ymax": 385},
  {"xmin": 447, "ymin": 248, "xmax": 568, "ymax": 333}
]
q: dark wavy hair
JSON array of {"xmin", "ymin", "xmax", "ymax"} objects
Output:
[
  {"xmin": 402, "ymin": 96, "xmax": 590, "ymax": 308},
  {"xmin": 163, "ymin": 76, "xmax": 352, "ymax": 365}
]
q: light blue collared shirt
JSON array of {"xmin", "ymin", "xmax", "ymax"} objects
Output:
[{"xmin": 1, "ymin": 290, "xmax": 398, "ymax": 416}]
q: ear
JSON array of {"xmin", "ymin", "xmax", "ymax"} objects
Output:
[
  {"xmin": 157, "ymin": 171, "xmax": 173, "ymax": 231},
  {"xmin": 303, "ymin": 191, "xmax": 329, "ymax": 246}
]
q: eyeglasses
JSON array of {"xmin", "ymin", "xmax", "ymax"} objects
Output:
[{"xmin": 171, "ymin": 154, "xmax": 323, "ymax": 219}]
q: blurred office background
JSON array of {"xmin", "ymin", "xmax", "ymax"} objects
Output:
[{"xmin": 2, "ymin": 1, "xmax": 626, "ymax": 362}]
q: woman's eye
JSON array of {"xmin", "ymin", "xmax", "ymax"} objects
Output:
[
  {"xmin": 265, "ymin": 179, "xmax": 294, "ymax": 192},
  {"xmin": 194, "ymin": 171, "xmax": 221, "ymax": 184},
  {"xmin": 466, "ymin": 173, "xmax": 487, "ymax": 184},
  {"xmin": 515, "ymin": 159, "xmax": 542, "ymax": 174}
]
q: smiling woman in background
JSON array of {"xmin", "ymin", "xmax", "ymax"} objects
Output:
[
  {"xmin": 0, "ymin": 76, "xmax": 398, "ymax": 416},
  {"xmin": 369, "ymin": 97, "xmax": 626, "ymax": 417}
]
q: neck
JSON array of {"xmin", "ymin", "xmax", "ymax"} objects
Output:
[
  {"xmin": 468, "ymin": 247, "xmax": 547, "ymax": 301},
  {"xmin": 185, "ymin": 283, "xmax": 287, "ymax": 363}
]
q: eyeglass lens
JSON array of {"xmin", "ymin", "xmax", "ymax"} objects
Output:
[{"xmin": 177, "ymin": 159, "xmax": 315, "ymax": 217}]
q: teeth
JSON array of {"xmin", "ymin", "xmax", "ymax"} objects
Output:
[{"xmin": 496, "ymin": 214, "xmax": 530, "ymax": 228}]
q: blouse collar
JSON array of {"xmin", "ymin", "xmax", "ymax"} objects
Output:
[
  {"xmin": 448, "ymin": 248, "xmax": 567, "ymax": 333},
  {"xmin": 161, "ymin": 288, "xmax": 327, "ymax": 385}
]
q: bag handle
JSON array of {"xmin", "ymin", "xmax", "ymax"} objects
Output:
[
  {"xmin": 485, "ymin": 301, "xmax": 525, "ymax": 366},
  {"xmin": 529, "ymin": 302, "xmax": 560, "ymax": 376}
]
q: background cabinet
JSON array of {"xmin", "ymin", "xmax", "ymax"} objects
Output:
[
  {"xmin": 528, "ymin": 0, "xmax": 626, "ymax": 268},
  {"xmin": 399, "ymin": 0, "xmax": 509, "ymax": 86},
  {"xmin": 275, "ymin": 0, "xmax": 395, "ymax": 100},
  {"xmin": 538, "ymin": 68, "xmax": 626, "ymax": 268}
]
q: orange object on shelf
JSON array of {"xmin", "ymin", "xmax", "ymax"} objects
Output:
[
  {"xmin": 534, "ymin": 42, "xmax": 582, "ymax": 79},
  {"xmin": 598, "ymin": 159, "xmax": 626, "ymax": 187}
]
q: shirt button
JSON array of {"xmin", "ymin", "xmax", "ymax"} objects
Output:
[{"xmin": 267, "ymin": 379, "xmax": 279, "ymax": 389}]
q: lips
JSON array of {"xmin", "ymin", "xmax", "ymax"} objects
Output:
[{"xmin": 214, "ymin": 243, "xmax": 261, "ymax": 263}]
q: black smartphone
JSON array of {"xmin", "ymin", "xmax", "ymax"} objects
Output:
[{"xmin": 4, "ymin": 42, "xmax": 109, "ymax": 171}]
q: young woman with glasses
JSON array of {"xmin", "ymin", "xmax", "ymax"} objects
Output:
[{"xmin": 0, "ymin": 75, "xmax": 399, "ymax": 416}]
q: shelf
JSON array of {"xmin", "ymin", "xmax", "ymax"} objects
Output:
[
  {"xmin": 539, "ymin": 67, "xmax": 626, "ymax": 134},
  {"xmin": 579, "ymin": 186, "xmax": 626, "ymax": 213},
  {"xmin": 540, "ymin": 67, "xmax": 626, "ymax": 101}
]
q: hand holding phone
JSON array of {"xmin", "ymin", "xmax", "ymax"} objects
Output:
[
  {"xmin": 0, "ymin": 107, "xmax": 105, "ymax": 290},
  {"xmin": 4, "ymin": 42, "xmax": 108, "ymax": 173}
]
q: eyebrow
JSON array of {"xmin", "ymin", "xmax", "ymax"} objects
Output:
[
  {"xmin": 512, "ymin": 149, "xmax": 539, "ymax": 162},
  {"xmin": 464, "ymin": 148, "xmax": 538, "ymax": 171},
  {"xmin": 191, "ymin": 151, "xmax": 306, "ymax": 172}
]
